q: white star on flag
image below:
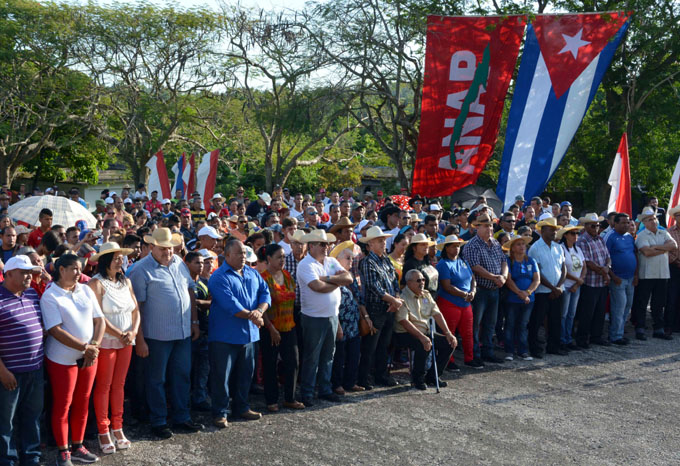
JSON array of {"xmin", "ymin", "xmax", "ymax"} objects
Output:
[{"xmin": 558, "ymin": 28, "xmax": 591, "ymax": 59}]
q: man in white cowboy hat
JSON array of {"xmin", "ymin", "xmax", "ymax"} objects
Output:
[
  {"xmin": 632, "ymin": 206, "xmax": 677, "ymax": 340},
  {"xmin": 296, "ymin": 229, "xmax": 352, "ymax": 406},
  {"xmin": 666, "ymin": 205, "xmax": 680, "ymax": 336},
  {"xmin": 207, "ymin": 193, "xmax": 229, "ymax": 218},
  {"xmin": 461, "ymin": 213, "xmax": 508, "ymax": 365},
  {"xmin": 129, "ymin": 228, "xmax": 203, "ymax": 439},
  {"xmin": 357, "ymin": 226, "xmax": 403, "ymax": 389},
  {"xmin": 208, "ymin": 239, "xmax": 272, "ymax": 426},
  {"xmin": 574, "ymin": 213, "xmax": 612, "ymax": 348},
  {"xmin": 246, "ymin": 192, "xmax": 271, "ymax": 221},
  {"xmin": 605, "ymin": 213, "xmax": 637, "ymax": 345},
  {"xmin": 527, "ymin": 216, "xmax": 567, "ymax": 357}
]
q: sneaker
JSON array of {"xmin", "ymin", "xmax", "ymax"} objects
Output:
[
  {"xmin": 446, "ymin": 362, "xmax": 461, "ymax": 372},
  {"xmin": 464, "ymin": 359, "xmax": 484, "ymax": 369},
  {"xmin": 519, "ymin": 353, "xmax": 534, "ymax": 361},
  {"xmin": 56, "ymin": 450, "xmax": 74, "ymax": 466},
  {"xmin": 504, "ymin": 354, "xmax": 514, "ymax": 361},
  {"xmin": 70, "ymin": 446, "xmax": 99, "ymax": 464}
]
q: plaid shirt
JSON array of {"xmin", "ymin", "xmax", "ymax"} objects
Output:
[
  {"xmin": 359, "ymin": 251, "xmax": 400, "ymax": 314},
  {"xmin": 461, "ymin": 234, "xmax": 506, "ymax": 289},
  {"xmin": 284, "ymin": 251, "xmax": 301, "ymax": 310},
  {"xmin": 577, "ymin": 231, "xmax": 611, "ymax": 287},
  {"xmin": 669, "ymin": 225, "xmax": 680, "ymax": 267}
]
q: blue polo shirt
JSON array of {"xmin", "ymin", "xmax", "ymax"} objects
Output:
[
  {"xmin": 436, "ymin": 258, "xmax": 473, "ymax": 307},
  {"xmin": 208, "ymin": 263, "xmax": 271, "ymax": 345},
  {"xmin": 506, "ymin": 256, "xmax": 538, "ymax": 304},
  {"xmin": 606, "ymin": 231, "xmax": 637, "ymax": 279}
]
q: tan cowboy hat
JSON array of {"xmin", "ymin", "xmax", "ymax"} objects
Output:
[
  {"xmin": 579, "ymin": 212, "xmax": 605, "ymax": 224},
  {"xmin": 301, "ymin": 229, "xmax": 336, "ymax": 243},
  {"xmin": 228, "ymin": 215, "xmax": 239, "ymax": 224},
  {"xmin": 636, "ymin": 207, "xmax": 657, "ymax": 223},
  {"xmin": 358, "ymin": 226, "xmax": 393, "ymax": 243},
  {"xmin": 669, "ymin": 205, "xmax": 680, "ymax": 218},
  {"xmin": 555, "ymin": 225, "xmax": 584, "ymax": 241},
  {"xmin": 91, "ymin": 242, "xmax": 134, "ymax": 262},
  {"xmin": 329, "ymin": 240, "xmax": 356, "ymax": 258},
  {"xmin": 287, "ymin": 230, "xmax": 306, "ymax": 243},
  {"xmin": 409, "ymin": 233, "xmax": 436, "ymax": 247},
  {"xmin": 436, "ymin": 234, "xmax": 466, "ymax": 250},
  {"xmin": 144, "ymin": 227, "xmax": 182, "ymax": 248},
  {"xmin": 410, "ymin": 213, "xmax": 420, "ymax": 223},
  {"xmin": 328, "ymin": 217, "xmax": 356, "ymax": 234},
  {"xmin": 472, "ymin": 213, "xmax": 493, "ymax": 226},
  {"xmin": 536, "ymin": 216, "xmax": 560, "ymax": 230},
  {"xmin": 502, "ymin": 235, "xmax": 532, "ymax": 251}
]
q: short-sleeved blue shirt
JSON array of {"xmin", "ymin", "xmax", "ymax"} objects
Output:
[
  {"xmin": 506, "ymin": 256, "xmax": 538, "ymax": 304},
  {"xmin": 436, "ymin": 258, "xmax": 473, "ymax": 307},
  {"xmin": 606, "ymin": 231, "xmax": 637, "ymax": 279}
]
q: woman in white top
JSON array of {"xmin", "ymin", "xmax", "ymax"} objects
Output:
[
  {"xmin": 88, "ymin": 242, "xmax": 139, "ymax": 455},
  {"xmin": 558, "ymin": 226, "xmax": 587, "ymax": 350},
  {"xmin": 41, "ymin": 254, "xmax": 105, "ymax": 465}
]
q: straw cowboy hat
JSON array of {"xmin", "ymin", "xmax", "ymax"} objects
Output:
[
  {"xmin": 409, "ymin": 233, "xmax": 436, "ymax": 248},
  {"xmin": 287, "ymin": 230, "xmax": 306, "ymax": 243},
  {"xmin": 436, "ymin": 234, "xmax": 466, "ymax": 251},
  {"xmin": 301, "ymin": 229, "xmax": 336, "ymax": 243},
  {"xmin": 358, "ymin": 226, "xmax": 393, "ymax": 243},
  {"xmin": 144, "ymin": 227, "xmax": 182, "ymax": 248},
  {"xmin": 579, "ymin": 212, "xmax": 605, "ymax": 224},
  {"xmin": 328, "ymin": 217, "xmax": 356, "ymax": 234},
  {"xmin": 669, "ymin": 205, "xmax": 680, "ymax": 218},
  {"xmin": 91, "ymin": 242, "xmax": 134, "ymax": 262},
  {"xmin": 536, "ymin": 216, "xmax": 560, "ymax": 230},
  {"xmin": 502, "ymin": 235, "xmax": 532, "ymax": 251},
  {"xmin": 471, "ymin": 213, "xmax": 493, "ymax": 226},
  {"xmin": 555, "ymin": 225, "xmax": 583, "ymax": 241},
  {"xmin": 636, "ymin": 207, "xmax": 657, "ymax": 223},
  {"xmin": 330, "ymin": 240, "xmax": 356, "ymax": 259}
]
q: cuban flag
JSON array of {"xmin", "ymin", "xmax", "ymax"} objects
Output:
[
  {"xmin": 607, "ymin": 133, "xmax": 632, "ymax": 216},
  {"xmin": 145, "ymin": 150, "xmax": 172, "ymax": 200},
  {"xmin": 496, "ymin": 13, "xmax": 630, "ymax": 210},
  {"xmin": 171, "ymin": 153, "xmax": 187, "ymax": 199}
]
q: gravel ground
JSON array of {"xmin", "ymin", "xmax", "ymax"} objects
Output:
[{"xmin": 41, "ymin": 323, "xmax": 680, "ymax": 465}]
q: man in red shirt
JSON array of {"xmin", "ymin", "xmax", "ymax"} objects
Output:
[
  {"xmin": 27, "ymin": 209, "xmax": 53, "ymax": 248},
  {"xmin": 144, "ymin": 190, "xmax": 162, "ymax": 212},
  {"xmin": 206, "ymin": 194, "xmax": 230, "ymax": 217}
]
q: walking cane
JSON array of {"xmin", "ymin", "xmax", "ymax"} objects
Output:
[{"xmin": 429, "ymin": 317, "xmax": 440, "ymax": 394}]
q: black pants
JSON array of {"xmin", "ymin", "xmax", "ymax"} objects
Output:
[
  {"xmin": 260, "ymin": 328, "xmax": 299, "ymax": 405},
  {"xmin": 529, "ymin": 292, "xmax": 564, "ymax": 354},
  {"xmin": 332, "ymin": 335, "xmax": 361, "ymax": 390},
  {"xmin": 665, "ymin": 265, "xmax": 680, "ymax": 332},
  {"xmin": 394, "ymin": 331, "xmax": 452, "ymax": 384},
  {"xmin": 633, "ymin": 278, "xmax": 668, "ymax": 332},
  {"xmin": 357, "ymin": 311, "xmax": 393, "ymax": 386},
  {"xmin": 575, "ymin": 285, "xmax": 608, "ymax": 345}
]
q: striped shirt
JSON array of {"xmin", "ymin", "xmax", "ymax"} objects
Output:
[
  {"xmin": 129, "ymin": 253, "xmax": 196, "ymax": 341},
  {"xmin": 0, "ymin": 286, "xmax": 43, "ymax": 373}
]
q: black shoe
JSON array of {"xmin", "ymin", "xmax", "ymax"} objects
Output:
[
  {"xmin": 612, "ymin": 339, "xmax": 629, "ymax": 346},
  {"xmin": 530, "ymin": 352, "xmax": 544, "ymax": 359},
  {"xmin": 172, "ymin": 420, "xmax": 203, "ymax": 433},
  {"xmin": 465, "ymin": 359, "xmax": 484, "ymax": 369},
  {"xmin": 375, "ymin": 376, "xmax": 399, "ymax": 387},
  {"xmin": 319, "ymin": 393, "xmax": 341, "ymax": 402},
  {"xmin": 653, "ymin": 332, "xmax": 673, "ymax": 340},
  {"xmin": 301, "ymin": 397, "xmax": 314, "ymax": 407},
  {"xmin": 590, "ymin": 338, "xmax": 611, "ymax": 346},
  {"xmin": 636, "ymin": 332, "xmax": 647, "ymax": 341},
  {"xmin": 446, "ymin": 363, "xmax": 461, "ymax": 372},
  {"xmin": 560, "ymin": 344, "xmax": 572, "ymax": 352},
  {"xmin": 566, "ymin": 342, "xmax": 580, "ymax": 351},
  {"xmin": 547, "ymin": 349, "xmax": 569, "ymax": 356},
  {"xmin": 411, "ymin": 381, "xmax": 427, "ymax": 390},
  {"xmin": 192, "ymin": 401, "xmax": 211, "ymax": 412},
  {"xmin": 577, "ymin": 342, "xmax": 590, "ymax": 349},
  {"xmin": 151, "ymin": 425, "xmax": 173, "ymax": 439},
  {"xmin": 482, "ymin": 355, "xmax": 504, "ymax": 364},
  {"xmin": 426, "ymin": 379, "xmax": 448, "ymax": 388}
]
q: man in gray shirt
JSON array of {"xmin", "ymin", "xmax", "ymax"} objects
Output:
[{"xmin": 130, "ymin": 228, "xmax": 203, "ymax": 439}]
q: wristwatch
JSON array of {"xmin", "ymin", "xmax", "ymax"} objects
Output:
[{"xmin": 191, "ymin": 320, "xmax": 200, "ymax": 325}]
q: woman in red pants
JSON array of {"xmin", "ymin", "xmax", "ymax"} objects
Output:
[
  {"xmin": 41, "ymin": 254, "xmax": 106, "ymax": 466},
  {"xmin": 88, "ymin": 242, "xmax": 139, "ymax": 455},
  {"xmin": 435, "ymin": 235, "xmax": 479, "ymax": 369}
]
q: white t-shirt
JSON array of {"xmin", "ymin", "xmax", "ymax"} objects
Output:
[
  {"xmin": 562, "ymin": 243, "xmax": 585, "ymax": 289},
  {"xmin": 289, "ymin": 207, "xmax": 304, "ymax": 221},
  {"xmin": 385, "ymin": 227, "xmax": 401, "ymax": 252},
  {"xmin": 278, "ymin": 240, "xmax": 292, "ymax": 256},
  {"xmin": 297, "ymin": 254, "xmax": 342, "ymax": 318},
  {"xmin": 41, "ymin": 283, "xmax": 104, "ymax": 366}
]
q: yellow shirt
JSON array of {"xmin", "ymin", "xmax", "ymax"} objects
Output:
[{"xmin": 394, "ymin": 286, "xmax": 442, "ymax": 335}]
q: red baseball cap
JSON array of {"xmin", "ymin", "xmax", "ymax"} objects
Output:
[
  {"xmin": 377, "ymin": 190, "xmax": 383, "ymax": 196},
  {"xmin": 180, "ymin": 208, "xmax": 191, "ymax": 217}
]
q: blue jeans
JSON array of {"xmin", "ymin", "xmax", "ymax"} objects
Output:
[
  {"xmin": 0, "ymin": 368, "xmax": 43, "ymax": 466},
  {"xmin": 145, "ymin": 338, "xmax": 192, "ymax": 427},
  {"xmin": 191, "ymin": 335, "xmax": 210, "ymax": 405},
  {"xmin": 504, "ymin": 301, "xmax": 533, "ymax": 355},
  {"xmin": 609, "ymin": 277, "xmax": 634, "ymax": 341},
  {"xmin": 471, "ymin": 288, "xmax": 500, "ymax": 359},
  {"xmin": 300, "ymin": 314, "xmax": 338, "ymax": 399},
  {"xmin": 209, "ymin": 341, "xmax": 255, "ymax": 418},
  {"xmin": 561, "ymin": 287, "xmax": 581, "ymax": 344}
]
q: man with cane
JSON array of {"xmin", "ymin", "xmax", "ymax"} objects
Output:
[{"xmin": 394, "ymin": 269, "xmax": 458, "ymax": 390}]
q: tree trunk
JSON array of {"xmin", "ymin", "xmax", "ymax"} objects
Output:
[
  {"xmin": 0, "ymin": 159, "xmax": 13, "ymax": 188},
  {"xmin": 264, "ymin": 153, "xmax": 273, "ymax": 193}
]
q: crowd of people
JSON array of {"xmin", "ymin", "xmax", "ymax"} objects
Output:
[{"xmin": 0, "ymin": 183, "xmax": 678, "ymax": 466}]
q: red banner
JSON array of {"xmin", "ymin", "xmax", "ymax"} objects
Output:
[{"xmin": 412, "ymin": 15, "xmax": 526, "ymax": 197}]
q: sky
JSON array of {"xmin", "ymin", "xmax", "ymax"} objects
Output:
[{"xmin": 78, "ymin": 0, "xmax": 312, "ymax": 13}]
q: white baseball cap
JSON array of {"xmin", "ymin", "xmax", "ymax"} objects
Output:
[
  {"xmin": 162, "ymin": 199, "xmax": 171, "ymax": 205},
  {"xmin": 429, "ymin": 204, "xmax": 442, "ymax": 211},
  {"xmin": 197, "ymin": 226, "xmax": 223, "ymax": 239},
  {"xmin": 4, "ymin": 255, "xmax": 41, "ymax": 273},
  {"xmin": 105, "ymin": 197, "xmax": 114, "ymax": 204}
]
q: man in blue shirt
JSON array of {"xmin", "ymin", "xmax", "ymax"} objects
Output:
[
  {"xmin": 208, "ymin": 239, "xmax": 271, "ymax": 428},
  {"xmin": 606, "ymin": 213, "xmax": 637, "ymax": 345}
]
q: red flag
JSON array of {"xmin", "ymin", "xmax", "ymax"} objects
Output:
[
  {"xmin": 185, "ymin": 152, "xmax": 196, "ymax": 200},
  {"xmin": 145, "ymin": 151, "xmax": 172, "ymax": 200},
  {"xmin": 607, "ymin": 133, "xmax": 632, "ymax": 216},
  {"xmin": 668, "ymin": 154, "xmax": 680, "ymax": 227},
  {"xmin": 196, "ymin": 150, "xmax": 220, "ymax": 211},
  {"xmin": 412, "ymin": 15, "xmax": 526, "ymax": 197}
]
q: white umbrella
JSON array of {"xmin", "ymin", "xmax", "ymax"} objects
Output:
[{"xmin": 8, "ymin": 195, "xmax": 97, "ymax": 229}]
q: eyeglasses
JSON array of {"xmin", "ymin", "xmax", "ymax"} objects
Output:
[{"xmin": 414, "ymin": 201, "xmax": 422, "ymax": 205}]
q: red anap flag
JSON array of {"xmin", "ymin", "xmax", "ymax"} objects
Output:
[
  {"xmin": 412, "ymin": 15, "xmax": 526, "ymax": 197},
  {"xmin": 607, "ymin": 133, "xmax": 632, "ymax": 216}
]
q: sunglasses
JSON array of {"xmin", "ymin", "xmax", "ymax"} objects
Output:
[{"xmin": 412, "ymin": 278, "xmax": 425, "ymax": 283}]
